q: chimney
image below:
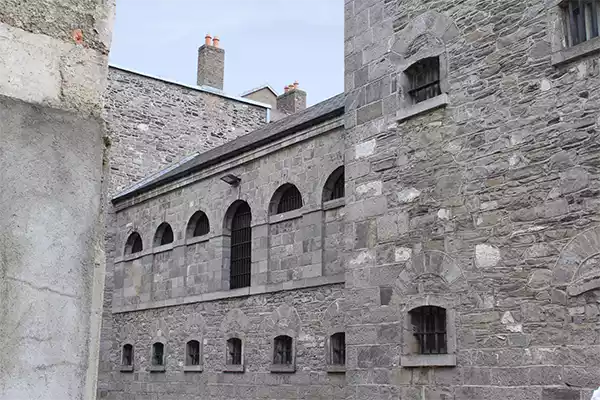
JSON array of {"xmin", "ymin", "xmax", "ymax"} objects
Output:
[
  {"xmin": 276, "ymin": 81, "xmax": 307, "ymax": 116},
  {"xmin": 197, "ymin": 34, "xmax": 225, "ymax": 90}
]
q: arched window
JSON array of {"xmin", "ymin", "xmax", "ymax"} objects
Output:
[
  {"xmin": 405, "ymin": 57, "xmax": 441, "ymax": 103},
  {"xmin": 329, "ymin": 332, "xmax": 345, "ymax": 365},
  {"xmin": 152, "ymin": 342, "xmax": 165, "ymax": 366},
  {"xmin": 186, "ymin": 340, "xmax": 200, "ymax": 366},
  {"xmin": 409, "ymin": 306, "xmax": 447, "ymax": 354},
  {"xmin": 270, "ymin": 183, "xmax": 303, "ymax": 215},
  {"xmin": 226, "ymin": 338, "xmax": 242, "ymax": 365},
  {"xmin": 154, "ymin": 222, "xmax": 174, "ymax": 246},
  {"xmin": 122, "ymin": 344, "xmax": 134, "ymax": 366},
  {"xmin": 273, "ymin": 335, "xmax": 293, "ymax": 365},
  {"xmin": 186, "ymin": 211, "xmax": 210, "ymax": 238},
  {"xmin": 124, "ymin": 232, "xmax": 143, "ymax": 255},
  {"xmin": 230, "ymin": 202, "xmax": 252, "ymax": 289},
  {"xmin": 323, "ymin": 166, "xmax": 345, "ymax": 202}
]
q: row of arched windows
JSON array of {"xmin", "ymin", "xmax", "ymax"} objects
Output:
[
  {"xmin": 123, "ymin": 167, "xmax": 345, "ymax": 289},
  {"xmin": 121, "ymin": 332, "xmax": 346, "ymax": 371}
]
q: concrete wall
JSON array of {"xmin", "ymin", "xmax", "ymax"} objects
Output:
[
  {"xmin": 344, "ymin": 0, "xmax": 600, "ymax": 398},
  {"xmin": 0, "ymin": 1, "xmax": 114, "ymax": 399},
  {"xmin": 104, "ymin": 67, "xmax": 269, "ymax": 195}
]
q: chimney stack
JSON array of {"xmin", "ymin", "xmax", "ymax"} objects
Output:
[
  {"xmin": 276, "ymin": 81, "xmax": 307, "ymax": 116},
  {"xmin": 197, "ymin": 33, "xmax": 225, "ymax": 90}
]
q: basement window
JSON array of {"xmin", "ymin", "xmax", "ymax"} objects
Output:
[
  {"xmin": 562, "ymin": 0, "xmax": 600, "ymax": 47},
  {"xmin": 405, "ymin": 57, "xmax": 442, "ymax": 104}
]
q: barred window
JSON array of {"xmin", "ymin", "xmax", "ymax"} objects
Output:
[
  {"xmin": 562, "ymin": 0, "xmax": 600, "ymax": 47},
  {"xmin": 122, "ymin": 344, "xmax": 133, "ymax": 366},
  {"xmin": 275, "ymin": 185, "xmax": 303, "ymax": 214},
  {"xmin": 186, "ymin": 340, "xmax": 200, "ymax": 366},
  {"xmin": 330, "ymin": 333, "xmax": 346, "ymax": 365},
  {"xmin": 410, "ymin": 306, "xmax": 447, "ymax": 355},
  {"xmin": 405, "ymin": 57, "xmax": 442, "ymax": 104},
  {"xmin": 273, "ymin": 335, "xmax": 293, "ymax": 365},
  {"xmin": 226, "ymin": 338, "xmax": 242, "ymax": 365},
  {"xmin": 187, "ymin": 211, "xmax": 210, "ymax": 238},
  {"xmin": 124, "ymin": 232, "xmax": 143, "ymax": 255},
  {"xmin": 323, "ymin": 166, "xmax": 345, "ymax": 202},
  {"xmin": 154, "ymin": 222, "xmax": 174, "ymax": 246},
  {"xmin": 230, "ymin": 202, "xmax": 251, "ymax": 289},
  {"xmin": 152, "ymin": 342, "xmax": 165, "ymax": 366}
]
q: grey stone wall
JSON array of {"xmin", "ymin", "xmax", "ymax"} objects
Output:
[
  {"xmin": 0, "ymin": 1, "xmax": 114, "ymax": 399},
  {"xmin": 97, "ymin": 284, "xmax": 346, "ymax": 400},
  {"xmin": 344, "ymin": 0, "xmax": 600, "ymax": 399},
  {"xmin": 104, "ymin": 67, "xmax": 268, "ymax": 195}
]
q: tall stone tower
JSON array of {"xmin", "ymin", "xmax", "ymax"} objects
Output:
[
  {"xmin": 0, "ymin": 2, "xmax": 114, "ymax": 399},
  {"xmin": 344, "ymin": 0, "xmax": 600, "ymax": 398}
]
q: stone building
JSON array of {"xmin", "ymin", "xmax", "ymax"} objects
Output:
[{"xmin": 98, "ymin": 0, "xmax": 600, "ymax": 399}]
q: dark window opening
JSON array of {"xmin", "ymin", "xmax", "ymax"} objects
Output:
[
  {"xmin": 330, "ymin": 333, "xmax": 346, "ymax": 365},
  {"xmin": 331, "ymin": 172, "xmax": 345, "ymax": 200},
  {"xmin": 405, "ymin": 57, "xmax": 441, "ymax": 104},
  {"xmin": 410, "ymin": 306, "xmax": 447, "ymax": 355},
  {"xmin": 323, "ymin": 167, "xmax": 345, "ymax": 202},
  {"xmin": 125, "ymin": 232, "xmax": 143, "ymax": 255},
  {"xmin": 152, "ymin": 342, "xmax": 164, "ymax": 366},
  {"xmin": 226, "ymin": 338, "xmax": 242, "ymax": 365},
  {"xmin": 122, "ymin": 344, "xmax": 133, "ymax": 366},
  {"xmin": 186, "ymin": 340, "xmax": 200, "ymax": 366},
  {"xmin": 154, "ymin": 222, "xmax": 174, "ymax": 246},
  {"xmin": 230, "ymin": 202, "xmax": 251, "ymax": 289},
  {"xmin": 188, "ymin": 211, "xmax": 210, "ymax": 238},
  {"xmin": 562, "ymin": 0, "xmax": 600, "ymax": 46},
  {"xmin": 276, "ymin": 185, "xmax": 303, "ymax": 214},
  {"xmin": 273, "ymin": 335, "xmax": 293, "ymax": 365}
]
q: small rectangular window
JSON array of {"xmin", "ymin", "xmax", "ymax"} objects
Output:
[
  {"xmin": 122, "ymin": 344, "xmax": 133, "ymax": 366},
  {"xmin": 562, "ymin": 0, "xmax": 600, "ymax": 46},
  {"xmin": 186, "ymin": 340, "xmax": 200, "ymax": 366},
  {"xmin": 405, "ymin": 57, "xmax": 442, "ymax": 104},
  {"xmin": 410, "ymin": 306, "xmax": 447, "ymax": 355},
  {"xmin": 330, "ymin": 333, "xmax": 346, "ymax": 365},
  {"xmin": 152, "ymin": 342, "xmax": 164, "ymax": 366},
  {"xmin": 273, "ymin": 335, "xmax": 293, "ymax": 365},
  {"xmin": 226, "ymin": 338, "xmax": 242, "ymax": 365}
]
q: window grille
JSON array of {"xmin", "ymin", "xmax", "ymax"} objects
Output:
[
  {"xmin": 410, "ymin": 306, "xmax": 447, "ymax": 355},
  {"xmin": 186, "ymin": 340, "xmax": 200, "ymax": 366},
  {"xmin": 562, "ymin": 0, "xmax": 600, "ymax": 46},
  {"xmin": 152, "ymin": 342, "xmax": 164, "ymax": 366},
  {"xmin": 125, "ymin": 232, "xmax": 143, "ymax": 255},
  {"xmin": 273, "ymin": 335, "xmax": 293, "ymax": 365},
  {"xmin": 276, "ymin": 186, "xmax": 303, "ymax": 214},
  {"xmin": 406, "ymin": 57, "xmax": 442, "ymax": 104},
  {"xmin": 331, "ymin": 172, "xmax": 345, "ymax": 200},
  {"xmin": 155, "ymin": 223, "xmax": 174, "ymax": 246},
  {"xmin": 189, "ymin": 211, "xmax": 210, "ymax": 237},
  {"xmin": 330, "ymin": 333, "xmax": 346, "ymax": 365},
  {"xmin": 122, "ymin": 344, "xmax": 133, "ymax": 366},
  {"xmin": 230, "ymin": 203, "xmax": 251, "ymax": 289},
  {"xmin": 226, "ymin": 338, "xmax": 242, "ymax": 365}
]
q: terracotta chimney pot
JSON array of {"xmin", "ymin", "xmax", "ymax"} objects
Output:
[
  {"xmin": 293, "ymin": 81, "xmax": 299, "ymax": 89},
  {"xmin": 284, "ymin": 85, "xmax": 289, "ymax": 93},
  {"xmin": 213, "ymin": 36, "xmax": 220, "ymax": 48},
  {"xmin": 205, "ymin": 34, "xmax": 212, "ymax": 46}
]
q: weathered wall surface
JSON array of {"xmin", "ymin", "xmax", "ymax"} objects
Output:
[
  {"xmin": 0, "ymin": 1, "xmax": 114, "ymax": 399},
  {"xmin": 344, "ymin": 0, "xmax": 600, "ymax": 399},
  {"xmin": 98, "ymin": 284, "xmax": 346, "ymax": 400},
  {"xmin": 104, "ymin": 67, "xmax": 269, "ymax": 195}
]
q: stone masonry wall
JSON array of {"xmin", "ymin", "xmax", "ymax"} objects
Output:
[
  {"xmin": 98, "ymin": 284, "xmax": 346, "ymax": 400},
  {"xmin": 104, "ymin": 67, "xmax": 268, "ymax": 195},
  {"xmin": 344, "ymin": 0, "xmax": 600, "ymax": 399}
]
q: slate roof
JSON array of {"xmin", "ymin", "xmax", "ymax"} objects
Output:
[{"xmin": 113, "ymin": 93, "xmax": 345, "ymax": 203}]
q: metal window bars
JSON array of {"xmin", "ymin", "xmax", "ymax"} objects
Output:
[
  {"xmin": 563, "ymin": 0, "xmax": 600, "ymax": 46},
  {"xmin": 230, "ymin": 203, "xmax": 251, "ymax": 289},
  {"xmin": 276, "ymin": 186, "xmax": 303, "ymax": 214},
  {"xmin": 331, "ymin": 172, "xmax": 345, "ymax": 200},
  {"xmin": 406, "ymin": 57, "xmax": 442, "ymax": 104},
  {"xmin": 273, "ymin": 335, "xmax": 293, "ymax": 365},
  {"xmin": 192, "ymin": 213, "xmax": 210, "ymax": 237},
  {"xmin": 411, "ymin": 306, "xmax": 447, "ymax": 355}
]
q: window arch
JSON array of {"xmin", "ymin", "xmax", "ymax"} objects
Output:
[
  {"xmin": 186, "ymin": 211, "xmax": 210, "ymax": 238},
  {"xmin": 269, "ymin": 183, "xmax": 303, "ymax": 215},
  {"xmin": 153, "ymin": 222, "xmax": 174, "ymax": 246},
  {"xmin": 124, "ymin": 232, "xmax": 143, "ymax": 255},
  {"xmin": 185, "ymin": 340, "xmax": 201, "ymax": 366},
  {"xmin": 122, "ymin": 343, "xmax": 134, "ymax": 366},
  {"xmin": 273, "ymin": 335, "xmax": 293, "ymax": 365},
  {"xmin": 227, "ymin": 201, "xmax": 252, "ymax": 289},
  {"xmin": 409, "ymin": 306, "xmax": 447, "ymax": 354},
  {"xmin": 322, "ymin": 166, "xmax": 345, "ymax": 202}
]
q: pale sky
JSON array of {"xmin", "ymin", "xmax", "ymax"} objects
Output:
[{"xmin": 109, "ymin": 0, "xmax": 344, "ymax": 106}]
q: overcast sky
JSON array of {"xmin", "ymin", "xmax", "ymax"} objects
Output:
[{"xmin": 109, "ymin": 0, "xmax": 344, "ymax": 106}]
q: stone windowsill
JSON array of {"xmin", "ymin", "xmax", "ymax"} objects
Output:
[
  {"xmin": 551, "ymin": 36, "xmax": 600, "ymax": 66},
  {"xmin": 396, "ymin": 93, "xmax": 449, "ymax": 123},
  {"xmin": 185, "ymin": 234, "xmax": 210, "ymax": 246},
  {"xmin": 270, "ymin": 364, "xmax": 296, "ymax": 373},
  {"xmin": 149, "ymin": 365, "xmax": 166, "ymax": 372},
  {"xmin": 322, "ymin": 198, "xmax": 345, "ymax": 211},
  {"xmin": 326, "ymin": 365, "xmax": 346, "ymax": 374},
  {"xmin": 183, "ymin": 365, "xmax": 203, "ymax": 373},
  {"xmin": 268, "ymin": 208, "xmax": 303, "ymax": 224},
  {"xmin": 118, "ymin": 249, "xmax": 151, "ymax": 263},
  {"xmin": 119, "ymin": 365, "xmax": 134, "ymax": 373},
  {"xmin": 153, "ymin": 243, "xmax": 174, "ymax": 254},
  {"xmin": 401, "ymin": 354, "xmax": 456, "ymax": 368},
  {"xmin": 223, "ymin": 364, "xmax": 245, "ymax": 373}
]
